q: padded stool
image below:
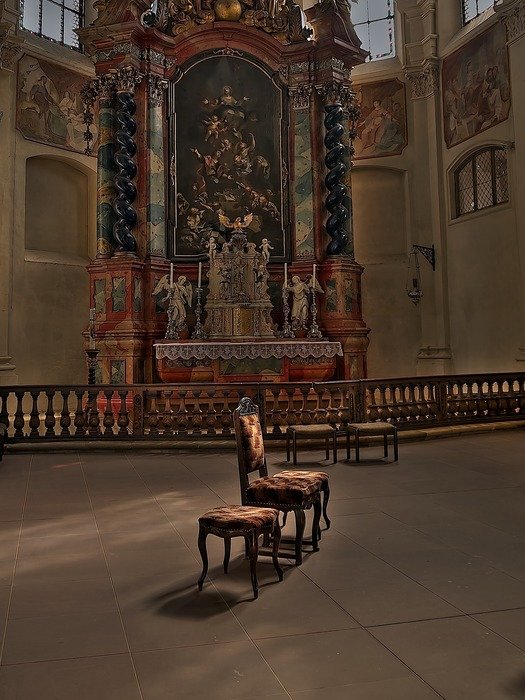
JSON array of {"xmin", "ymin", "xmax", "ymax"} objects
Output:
[
  {"xmin": 345, "ymin": 422, "xmax": 398, "ymax": 462},
  {"xmin": 197, "ymin": 505, "xmax": 283, "ymax": 600},
  {"xmin": 286, "ymin": 424, "xmax": 338, "ymax": 466}
]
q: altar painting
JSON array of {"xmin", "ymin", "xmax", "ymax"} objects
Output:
[
  {"xmin": 353, "ymin": 79, "xmax": 407, "ymax": 159},
  {"xmin": 170, "ymin": 55, "xmax": 289, "ymax": 260},
  {"xmin": 443, "ymin": 23, "xmax": 510, "ymax": 148},
  {"xmin": 17, "ymin": 55, "xmax": 97, "ymax": 154}
]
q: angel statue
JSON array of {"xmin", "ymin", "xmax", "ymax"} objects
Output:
[
  {"xmin": 218, "ymin": 211, "xmax": 253, "ymax": 232},
  {"xmin": 260, "ymin": 238, "xmax": 274, "ymax": 263},
  {"xmin": 286, "ymin": 274, "xmax": 324, "ymax": 330},
  {"xmin": 206, "ymin": 236, "xmax": 217, "ymax": 263},
  {"xmin": 152, "ymin": 274, "xmax": 193, "ymax": 339}
]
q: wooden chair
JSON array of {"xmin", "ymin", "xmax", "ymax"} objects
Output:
[
  {"xmin": 197, "ymin": 505, "xmax": 283, "ymax": 600},
  {"xmin": 233, "ymin": 397, "xmax": 328, "ymax": 565},
  {"xmin": 345, "ymin": 421, "xmax": 399, "ymax": 462},
  {"xmin": 286, "ymin": 424, "xmax": 338, "ymax": 466}
]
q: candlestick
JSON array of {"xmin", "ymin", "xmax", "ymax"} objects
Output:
[
  {"xmin": 312, "ymin": 263, "xmax": 316, "ymax": 287},
  {"xmin": 170, "ymin": 262, "xmax": 174, "ymax": 287},
  {"xmin": 191, "ymin": 286, "xmax": 207, "ymax": 340},
  {"xmin": 89, "ymin": 308, "xmax": 96, "ymax": 349},
  {"xmin": 284, "ymin": 262, "xmax": 288, "ymax": 288},
  {"xmin": 89, "ymin": 307, "xmax": 95, "ymax": 321},
  {"xmin": 281, "ymin": 279, "xmax": 295, "ymax": 339},
  {"xmin": 307, "ymin": 286, "xmax": 323, "ymax": 339},
  {"xmin": 198, "ymin": 261, "xmax": 202, "ymax": 288}
]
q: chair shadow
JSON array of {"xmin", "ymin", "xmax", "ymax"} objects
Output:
[{"xmin": 507, "ymin": 672, "xmax": 525, "ymax": 698}]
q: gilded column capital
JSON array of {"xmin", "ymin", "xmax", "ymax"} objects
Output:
[
  {"xmin": 496, "ymin": 0, "xmax": 525, "ymax": 43},
  {"xmin": 147, "ymin": 75, "xmax": 168, "ymax": 107},
  {"xmin": 112, "ymin": 66, "xmax": 144, "ymax": 93},
  {"xmin": 289, "ymin": 84, "xmax": 312, "ymax": 111},
  {"xmin": 405, "ymin": 60, "xmax": 440, "ymax": 100}
]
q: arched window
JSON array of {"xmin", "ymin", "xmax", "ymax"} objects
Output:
[
  {"xmin": 351, "ymin": 0, "xmax": 395, "ymax": 61},
  {"xmin": 454, "ymin": 146, "xmax": 509, "ymax": 218},
  {"xmin": 21, "ymin": 0, "xmax": 84, "ymax": 50},
  {"xmin": 462, "ymin": 0, "xmax": 493, "ymax": 24}
]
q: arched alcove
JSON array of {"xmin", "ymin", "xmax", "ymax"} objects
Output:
[{"xmin": 25, "ymin": 156, "xmax": 89, "ymax": 258}]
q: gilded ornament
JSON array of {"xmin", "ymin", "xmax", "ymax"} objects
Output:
[{"xmin": 214, "ymin": 0, "xmax": 243, "ymax": 21}]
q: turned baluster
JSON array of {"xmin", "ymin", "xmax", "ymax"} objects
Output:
[
  {"xmin": 205, "ymin": 389, "xmax": 217, "ymax": 436},
  {"xmin": 161, "ymin": 391, "xmax": 174, "ymax": 436},
  {"xmin": 132, "ymin": 392, "xmax": 144, "ymax": 436},
  {"xmin": 29, "ymin": 390, "xmax": 40, "ymax": 438},
  {"xmin": 60, "ymin": 390, "xmax": 71, "ymax": 437},
  {"xmin": 268, "ymin": 387, "xmax": 282, "ymax": 435},
  {"xmin": 74, "ymin": 390, "xmax": 87, "ymax": 436},
  {"xmin": 117, "ymin": 390, "xmax": 130, "ymax": 436},
  {"xmin": 146, "ymin": 391, "xmax": 160, "ymax": 436},
  {"xmin": 13, "ymin": 390, "xmax": 25, "ymax": 439},
  {"xmin": 87, "ymin": 390, "xmax": 101, "ymax": 437},
  {"xmin": 192, "ymin": 391, "xmax": 203, "ymax": 435},
  {"xmin": 220, "ymin": 390, "xmax": 232, "ymax": 435},
  {"xmin": 103, "ymin": 389, "xmax": 115, "ymax": 436},
  {"xmin": 299, "ymin": 386, "xmax": 310, "ymax": 425},
  {"xmin": 44, "ymin": 390, "xmax": 56, "ymax": 437},
  {"xmin": 176, "ymin": 390, "xmax": 188, "ymax": 435},
  {"xmin": 0, "ymin": 390, "xmax": 9, "ymax": 433}
]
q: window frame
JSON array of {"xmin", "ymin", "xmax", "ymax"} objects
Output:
[
  {"xmin": 461, "ymin": 0, "xmax": 494, "ymax": 26},
  {"xmin": 352, "ymin": 0, "xmax": 396, "ymax": 62},
  {"xmin": 20, "ymin": 0, "xmax": 84, "ymax": 51},
  {"xmin": 453, "ymin": 146, "xmax": 509, "ymax": 219}
]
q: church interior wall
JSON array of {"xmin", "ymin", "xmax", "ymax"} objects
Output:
[{"xmin": 1, "ymin": 0, "xmax": 524, "ymax": 384}]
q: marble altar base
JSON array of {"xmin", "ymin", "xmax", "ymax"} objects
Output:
[{"xmin": 154, "ymin": 340, "xmax": 343, "ymax": 383}]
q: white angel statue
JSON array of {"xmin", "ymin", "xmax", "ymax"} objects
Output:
[
  {"xmin": 152, "ymin": 274, "xmax": 193, "ymax": 338},
  {"xmin": 286, "ymin": 274, "xmax": 324, "ymax": 330}
]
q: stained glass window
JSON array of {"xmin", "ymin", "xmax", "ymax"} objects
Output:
[
  {"xmin": 21, "ymin": 0, "xmax": 84, "ymax": 50},
  {"xmin": 455, "ymin": 147, "xmax": 509, "ymax": 217},
  {"xmin": 351, "ymin": 0, "xmax": 395, "ymax": 61},
  {"xmin": 462, "ymin": 0, "xmax": 493, "ymax": 24}
]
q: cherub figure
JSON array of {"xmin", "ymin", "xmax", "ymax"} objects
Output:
[
  {"xmin": 260, "ymin": 238, "xmax": 274, "ymax": 263},
  {"xmin": 203, "ymin": 114, "xmax": 226, "ymax": 141},
  {"xmin": 206, "ymin": 236, "xmax": 217, "ymax": 262},
  {"xmin": 218, "ymin": 211, "xmax": 253, "ymax": 232}
]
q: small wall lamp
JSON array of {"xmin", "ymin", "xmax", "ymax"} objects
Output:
[{"xmin": 406, "ymin": 244, "xmax": 436, "ymax": 305}]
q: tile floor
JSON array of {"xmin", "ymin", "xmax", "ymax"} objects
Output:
[{"xmin": 1, "ymin": 431, "xmax": 525, "ymax": 698}]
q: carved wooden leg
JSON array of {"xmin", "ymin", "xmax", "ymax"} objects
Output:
[
  {"xmin": 293, "ymin": 431, "xmax": 298, "ymax": 466},
  {"xmin": 286, "ymin": 430, "xmax": 290, "ymax": 462},
  {"xmin": 294, "ymin": 508, "xmax": 306, "ymax": 565},
  {"xmin": 272, "ymin": 521, "xmax": 284, "ymax": 582},
  {"xmin": 197, "ymin": 524, "xmax": 209, "ymax": 591},
  {"xmin": 355, "ymin": 429, "xmax": 360, "ymax": 463},
  {"xmin": 394, "ymin": 428, "xmax": 399, "ymax": 461},
  {"xmin": 333, "ymin": 430, "xmax": 337, "ymax": 464},
  {"xmin": 282, "ymin": 510, "xmax": 288, "ymax": 528},
  {"xmin": 312, "ymin": 497, "xmax": 321, "ymax": 552},
  {"xmin": 246, "ymin": 531, "xmax": 259, "ymax": 600},
  {"xmin": 383, "ymin": 434, "xmax": 388, "ymax": 458},
  {"xmin": 223, "ymin": 536, "xmax": 231, "ymax": 574},
  {"xmin": 322, "ymin": 483, "xmax": 331, "ymax": 531},
  {"xmin": 346, "ymin": 429, "xmax": 351, "ymax": 460},
  {"xmin": 325, "ymin": 436, "xmax": 329, "ymax": 460}
]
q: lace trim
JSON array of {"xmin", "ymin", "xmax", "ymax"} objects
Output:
[{"xmin": 155, "ymin": 340, "xmax": 343, "ymax": 361}]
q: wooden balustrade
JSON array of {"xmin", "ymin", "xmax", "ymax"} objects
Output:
[{"xmin": 0, "ymin": 372, "xmax": 523, "ymax": 444}]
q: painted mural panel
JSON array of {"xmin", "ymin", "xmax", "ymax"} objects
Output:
[
  {"xmin": 170, "ymin": 55, "xmax": 289, "ymax": 260},
  {"xmin": 353, "ymin": 79, "xmax": 407, "ymax": 159},
  {"xmin": 294, "ymin": 110, "xmax": 315, "ymax": 259},
  {"xmin": 112, "ymin": 277, "xmax": 126, "ymax": 312},
  {"xmin": 443, "ymin": 23, "xmax": 510, "ymax": 149},
  {"xmin": 17, "ymin": 55, "xmax": 98, "ymax": 154}
]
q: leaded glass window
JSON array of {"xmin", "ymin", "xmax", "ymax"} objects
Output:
[
  {"xmin": 351, "ymin": 0, "xmax": 395, "ymax": 61},
  {"xmin": 462, "ymin": 0, "xmax": 493, "ymax": 24},
  {"xmin": 455, "ymin": 147, "xmax": 509, "ymax": 217},
  {"xmin": 21, "ymin": 0, "xmax": 84, "ymax": 50}
]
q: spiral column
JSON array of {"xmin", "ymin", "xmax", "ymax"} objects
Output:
[
  {"xmin": 316, "ymin": 81, "xmax": 357, "ymax": 257},
  {"xmin": 113, "ymin": 67, "xmax": 143, "ymax": 255}
]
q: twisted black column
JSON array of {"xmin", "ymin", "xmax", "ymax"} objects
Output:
[
  {"xmin": 113, "ymin": 88, "xmax": 139, "ymax": 254},
  {"xmin": 323, "ymin": 102, "xmax": 348, "ymax": 256}
]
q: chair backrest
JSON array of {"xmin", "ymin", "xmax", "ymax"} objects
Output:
[{"xmin": 233, "ymin": 397, "xmax": 269, "ymax": 503}]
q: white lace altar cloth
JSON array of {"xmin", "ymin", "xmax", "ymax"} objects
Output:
[{"xmin": 154, "ymin": 340, "xmax": 343, "ymax": 362}]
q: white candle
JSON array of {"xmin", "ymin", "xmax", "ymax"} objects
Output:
[
  {"xmin": 170, "ymin": 262, "xmax": 174, "ymax": 287},
  {"xmin": 312, "ymin": 263, "xmax": 317, "ymax": 287},
  {"xmin": 284, "ymin": 262, "xmax": 288, "ymax": 287},
  {"xmin": 198, "ymin": 261, "xmax": 202, "ymax": 288}
]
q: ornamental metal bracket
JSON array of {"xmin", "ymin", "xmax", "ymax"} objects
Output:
[{"xmin": 413, "ymin": 244, "xmax": 436, "ymax": 271}]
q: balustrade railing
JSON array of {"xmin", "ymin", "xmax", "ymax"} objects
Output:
[{"xmin": 0, "ymin": 372, "xmax": 524, "ymax": 443}]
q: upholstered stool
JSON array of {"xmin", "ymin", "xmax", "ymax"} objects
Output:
[
  {"xmin": 286, "ymin": 424, "xmax": 338, "ymax": 466},
  {"xmin": 197, "ymin": 505, "xmax": 283, "ymax": 600},
  {"xmin": 345, "ymin": 422, "xmax": 398, "ymax": 463}
]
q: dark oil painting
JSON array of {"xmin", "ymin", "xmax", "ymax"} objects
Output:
[{"xmin": 169, "ymin": 55, "xmax": 289, "ymax": 260}]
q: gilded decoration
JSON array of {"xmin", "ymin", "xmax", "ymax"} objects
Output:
[
  {"xmin": 151, "ymin": 0, "xmax": 311, "ymax": 42},
  {"xmin": 170, "ymin": 55, "xmax": 289, "ymax": 259},
  {"xmin": 442, "ymin": 23, "xmax": 510, "ymax": 149}
]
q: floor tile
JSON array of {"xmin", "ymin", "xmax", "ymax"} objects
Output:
[
  {"xmin": 474, "ymin": 608, "xmax": 525, "ymax": 651},
  {"xmin": 0, "ymin": 654, "xmax": 142, "ymax": 700},
  {"xmin": 134, "ymin": 641, "xmax": 285, "ymax": 699},
  {"xmin": 290, "ymin": 676, "xmax": 441, "ymax": 699}
]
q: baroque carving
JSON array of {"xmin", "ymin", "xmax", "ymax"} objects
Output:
[
  {"xmin": 147, "ymin": 75, "xmax": 168, "ymax": 106},
  {"xmin": 0, "ymin": 1, "xmax": 23, "ymax": 73},
  {"xmin": 113, "ymin": 66, "xmax": 144, "ymax": 93},
  {"xmin": 405, "ymin": 61, "xmax": 440, "ymax": 99},
  {"xmin": 289, "ymin": 84, "xmax": 312, "ymax": 111},
  {"xmin": 315, "ymin": 81, "xmax": 354, "ymax": 110},
  {"xmin": 92, "ymin": 42, "xmax": 142, "ymax": 64},
  {"xmin": 498, "ymin": 0, "xmax": 525, "ymax": 42},
  {"xmin": 148, "ymin": 0, "xmax": 311, "ymax": 43}
]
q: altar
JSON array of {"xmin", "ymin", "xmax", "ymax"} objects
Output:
[{"xmin": 155, "ymin": 339, "xmax": 343, "ymax": 382}]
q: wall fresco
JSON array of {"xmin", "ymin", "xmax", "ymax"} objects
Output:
[
  {"xmin": 147, "ymin": 100, "xmax": 166, "ymax": 256},
  {"xmin": 353, "ymin": 79, "xmax": 407, "ymax": 159},
  {"xmin": 294, "ymin": 110, "xmax": 315, "ymax": 259}
]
